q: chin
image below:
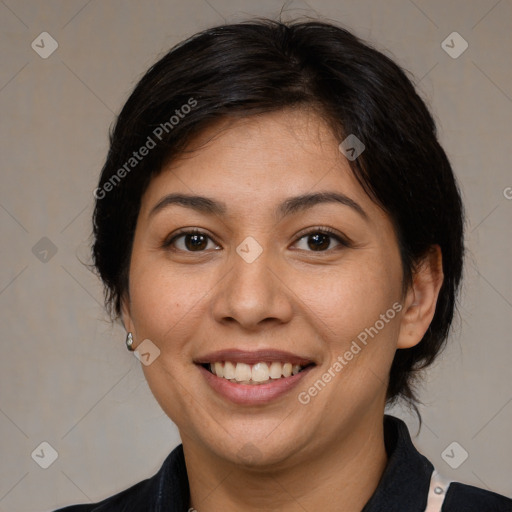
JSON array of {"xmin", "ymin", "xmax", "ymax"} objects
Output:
[{"xmin": 200, "ymin": 422, "xmax": 313, "ymax": 469}]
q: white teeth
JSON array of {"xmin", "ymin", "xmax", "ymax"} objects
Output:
[
  {"xmin": 214, "ymin": 362, "xmax": 224, "ymax": 378},
  {"xmin": 208, "ymin": 361, "xmax": 307, "ymax": 384},
  {"xmin": 235, "ymin": 362, "xmax": 252, "ymax": 382},
  {"xmin": 282, "ymin": 363, "xmax": 292, "ymax": 377},
  {"xmin": 269, "ymin": 361, "xmax": 282, "ymax": 379},
  {"xmin": 223, "ymin": 361, "xmax": 236, "ymax": 379},
  {"xmin": 251, "ymin": 362, "xmax": 269, "ymax": 382}
]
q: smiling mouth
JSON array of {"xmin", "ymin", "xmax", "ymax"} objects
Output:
[{"xmin": 202, "ymin": 361, "xmax": 315, "ymax": 385}]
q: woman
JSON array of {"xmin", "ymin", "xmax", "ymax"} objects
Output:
[{"xmin": 55, "ymin": 18, "xmax": 511, "ymax": 512}]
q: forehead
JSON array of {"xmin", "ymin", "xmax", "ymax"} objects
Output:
[{"xmin": 140, "ymin": 108, "xmax": 380, "ymax": 221}]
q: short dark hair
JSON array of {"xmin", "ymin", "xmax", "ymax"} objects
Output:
[{"xmin": 92, "ymin": 18, "xmax": 465, "ymax": 411}]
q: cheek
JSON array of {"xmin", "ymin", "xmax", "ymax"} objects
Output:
[
  {"xmin": 128, "ymin": 260, "xmax": 211, "ymax": 428},
  {"xmin": 305, "ymin": 254, "xmax": 402, "ymax": 335},
  {"xmin": 127, "ymin": 256, "xmax": 206, "ymax": 348},
  {"xmin": 301, "ymin": 251, "xmax": 403, "ymax": 392}
]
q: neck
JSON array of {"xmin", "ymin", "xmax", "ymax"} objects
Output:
[{"xmin": 183, "ymin": 409, "xmax": 388, "ymax": 512}]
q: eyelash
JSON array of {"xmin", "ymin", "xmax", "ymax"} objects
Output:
[{"xmin": 163, "ymin": 227, "xmax": 351, "ymax": 253}]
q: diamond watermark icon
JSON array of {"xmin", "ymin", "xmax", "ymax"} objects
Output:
[
  {"xmin": 441, "ymin": 32, "xmax": 468, "ymax": 59},
  {"xmin": 31, "ymin": 441, "xmax": 58, "ymax": 469},
  {"xmin": 31, "ymin": 32, "xmax": 59, "ymax": 59},
  {"xmin": 441, "ymin": 441, "xmax": 469, "ymax": 469},
  {"xmin": 32, "ymin": 236, "xmax": 58, "ymax": 263},
  {"xmin": 237, "ymin": 442, "xmax": 262, "ymax": 464},
  {"xmin": 236, "ymin": 236, "xmax": 263, "ymax": 263},
  {"xmin": 134, "ymin": 338, "xmax": 161, "ymax": 366},
  {"xmin": 339, "ymin": 134, "xmax": 365, "ymax": 161}
]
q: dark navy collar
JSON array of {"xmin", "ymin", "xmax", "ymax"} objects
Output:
[
  {"xmin": 361, "ymin": 414, "xmax": 434, "ymax": 511},
  {"xmin": 58, "ymin": 414, "xmax": 512, "ymax": 511}
]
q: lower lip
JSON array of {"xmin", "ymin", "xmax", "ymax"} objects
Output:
[{"xmin": 198, "ymin": 365, "xmax": 314, "ymax": 405}]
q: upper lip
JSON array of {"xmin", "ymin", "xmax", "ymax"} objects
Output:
[{"xmin": 194, "ymin": 349, "xmax": 315, "ymax": 366}]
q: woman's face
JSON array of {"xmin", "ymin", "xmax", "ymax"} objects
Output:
[{"xmin": 123, "ymin": 108, "xmax": 410, "ymax": 468}]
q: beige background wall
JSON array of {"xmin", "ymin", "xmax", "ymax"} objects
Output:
[{"xmin": 0, "ymin": 1, "xmax": 511, "ymax": 510}]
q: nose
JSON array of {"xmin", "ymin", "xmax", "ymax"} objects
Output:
[{"xmin": 210, "ymin": 245, "xmax": 294, "ymax": 332}]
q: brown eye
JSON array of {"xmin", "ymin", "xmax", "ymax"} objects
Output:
[
  {"xmin": 183, "ymin": 233, "xmax": 208, "ymax": 251},
  {"xmin": 293, "ymin": 228, "xmax": 349, "ymax": 252},
  {"xmin": 165, "ymin": 230, "xmax": 220, "ymax": 252},
  {"xmin": 306, "ymin": 233, "xmax": 332, "ymax": 251}
]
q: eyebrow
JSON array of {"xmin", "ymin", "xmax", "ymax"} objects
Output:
[{"xmin": 149, "ymin": 191, "xmax": 368, "ymax": 220}]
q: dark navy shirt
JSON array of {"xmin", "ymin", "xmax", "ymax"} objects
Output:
[{"xmin": 52, "ymin": 415, "xmax": 512, "ymax": 511}]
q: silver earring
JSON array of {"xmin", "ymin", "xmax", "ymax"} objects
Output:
[{"xmin": 126, "ymin": 332, "xmax": 135, "ymax": 351}]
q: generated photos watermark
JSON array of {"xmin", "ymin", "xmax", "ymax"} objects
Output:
[
  {"xmin": 298, "ymin": 301, "xmax": 403, "ymax": 404},
  {"xmin": 93, "ymin": 97, "xmax": 198, "ymax": 200}
]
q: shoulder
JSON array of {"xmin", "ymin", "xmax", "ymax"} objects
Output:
[
  {"xmin": 379, "ymin": 415, "xmax": 511, "ymax": 512},
  {"xmin": 443, "ymin": 481, "xmax": 512, "ymax": 511}
]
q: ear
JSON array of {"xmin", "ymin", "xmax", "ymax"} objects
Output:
[{"xmin": 397, "ymin": 245, "xmax": 444, "ymax": 349}]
